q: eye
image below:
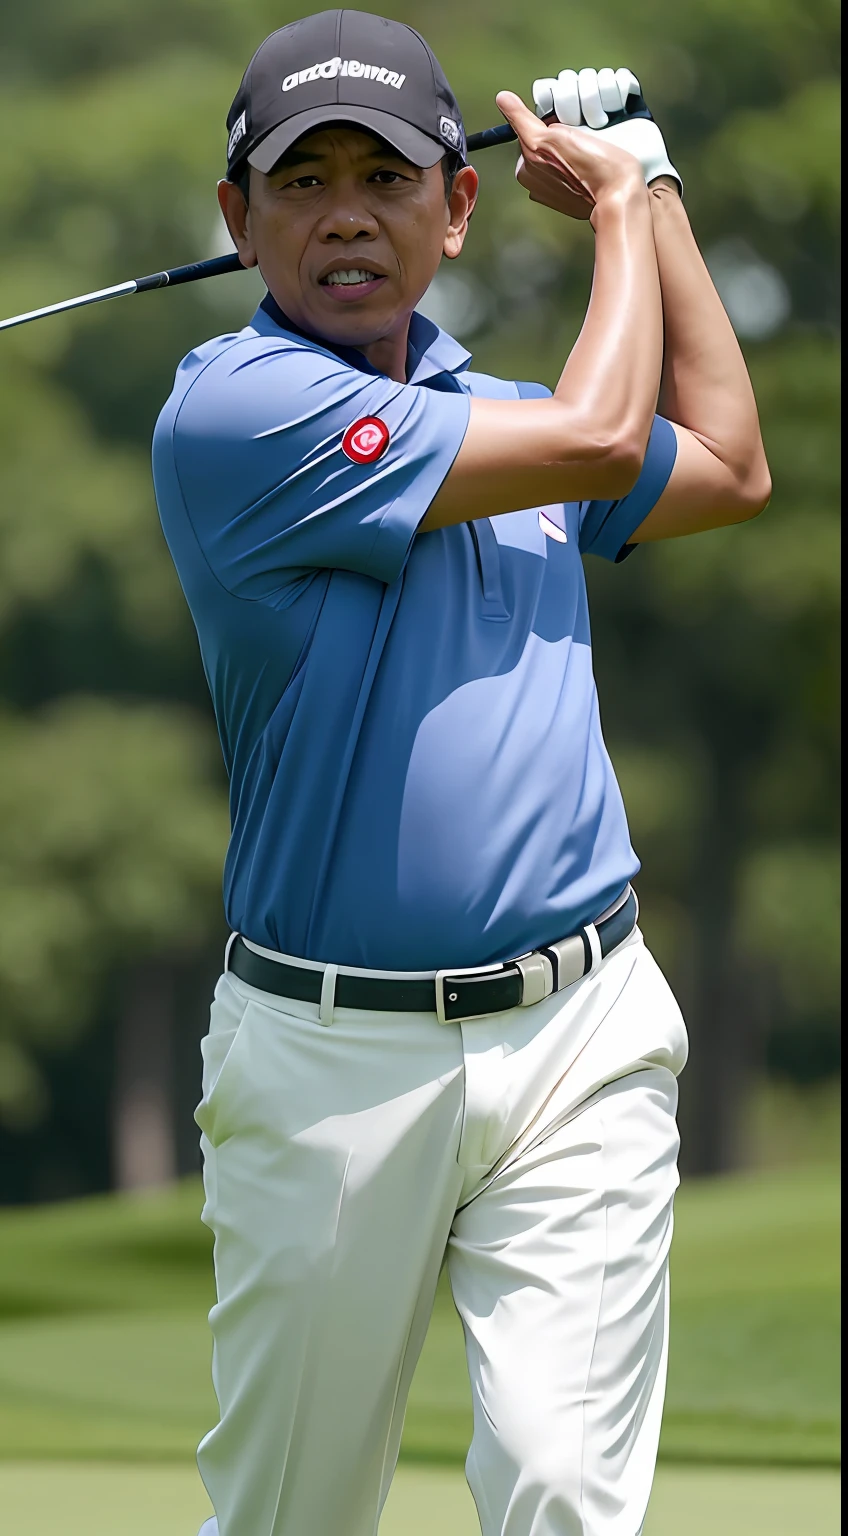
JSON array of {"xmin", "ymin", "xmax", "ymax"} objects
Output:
[
  {"xmin": 283, "ymin": 174, "xmax": 323, "ymax": 190},
  {"xmin": 370, "ymin": 168, "xmax": 408, "ymax": 184}
]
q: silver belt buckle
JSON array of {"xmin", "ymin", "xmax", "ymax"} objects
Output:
[{"xmin": 515, "ymin": 950, "xmax": 554, "ymax": 1006}]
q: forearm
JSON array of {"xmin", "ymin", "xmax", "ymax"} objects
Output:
[
  {"xmin": 424, "ymin": 93, "xmax": 665, "ymax": 532},
  {"xmin": 650, "ymin": 181, "xmax": 769, "ymax": 492},
  {"xmin": 554, "ymin": 183, "xmax": 663, "ymax": 459},
  {"xmin": 424, "ymin": 181, "xmax": 663, "ymax": 530}
]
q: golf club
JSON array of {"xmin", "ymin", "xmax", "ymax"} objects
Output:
[{"xmin": 0, "ymin": 123, "xmax": 517, "ymax": 335}]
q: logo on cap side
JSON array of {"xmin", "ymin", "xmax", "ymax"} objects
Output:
[
  {"xmin": 439, "ymin": 116, "xmax": 462, "ymax": 150},
  {"xmin": 228, "ymin": 111, "xmax": 247, "ymax": 160},
  {"xmin": 342, "ymin": 417, "xmax": 391, "ymax": 465},
  {"xmin": 282, "ymin": 57, "xmax": 406, "ymax": 92}
]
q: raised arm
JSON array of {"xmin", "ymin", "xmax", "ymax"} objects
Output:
[
  {"xmin": 630, "ymin": 180, "xmax": 772, "ymax": 541},
  {"xmin": 507, "ymin": 64, "xmax": 772, "ymax": 544},
  {"xmin": 422, "ymin": 94, "xmax": 663, "ymax": 531}
]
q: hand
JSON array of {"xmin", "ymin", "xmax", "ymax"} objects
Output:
[
  {"xmin": 532, "ymin": 67, "xmax": 682, "ymax": 193},
  {"xmin": 496, "ymin": 90, "xmax": 648, "ymax": 223}
]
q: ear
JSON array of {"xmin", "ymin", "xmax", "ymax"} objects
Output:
[
  {"xmin": 217, "ymin": 178, "xmax": 258, "ymax": 268},
  {"xmin": 443, "ymin": 165, "xmax": 479, "ymax": 260}
]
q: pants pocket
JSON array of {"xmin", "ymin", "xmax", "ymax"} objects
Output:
[{"xmin": 196, "ymin": 979, "xmax": 255, "ymax": 1148}]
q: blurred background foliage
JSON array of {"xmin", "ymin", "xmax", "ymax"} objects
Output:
[{"xmin": 0, "ymin": 0, "xmax": 840, "ymax": 1198}]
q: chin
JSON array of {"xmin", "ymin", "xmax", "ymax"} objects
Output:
[{"xmin": 309, "ymin": 308, "xmax": 397, "ymax": 349}]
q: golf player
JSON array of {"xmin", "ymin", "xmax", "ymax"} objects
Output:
[{"xmin": 152, "ymin": 10, "xmax": 771, "ymax": 1535}]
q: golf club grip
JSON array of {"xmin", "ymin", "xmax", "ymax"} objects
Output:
[
  {"xmin": 135, "ymin": 253, "xmax": 245, "ymax": 290},
  {"xmin": 467, "ymin": 123, "xmax": 517, "ymax": 152}
]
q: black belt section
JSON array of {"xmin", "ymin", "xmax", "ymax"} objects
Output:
[{"xmin": 228, "ymin": 888, "xmax": 638, "ymax": 1025}]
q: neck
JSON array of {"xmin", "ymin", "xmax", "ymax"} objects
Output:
[
  {"xmin": 354, "ymin": 316, "xmax": 412, "ymax": 383},
  {"xmin": 261, "ymin": 292, "xmax": 414, "ymax": 381}
]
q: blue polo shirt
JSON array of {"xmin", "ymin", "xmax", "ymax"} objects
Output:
[{"xmin": 152, "ymin": 298, "xmax": 677, "ymax": 970}]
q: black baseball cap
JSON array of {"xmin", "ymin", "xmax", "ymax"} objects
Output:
[{"xmin": 225, "ymin": 9, "xmax": 467, "ymax": 179}]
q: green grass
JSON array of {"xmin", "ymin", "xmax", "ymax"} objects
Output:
[
  {"xmin": 0, "ymin": 1165, "xmax": 839, "ymax": 1469},
  {"xmin": 0, "ymin": 1462, "xmax": 840, "ymax": 1536}
]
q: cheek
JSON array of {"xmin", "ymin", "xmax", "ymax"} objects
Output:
[
  {"xmin": 253, "ymin": 213, "xmax": 307, "ymax": 287},
  {"xmin": 395, "ymin": 207, "xmax": 449, "ymax": 281}
]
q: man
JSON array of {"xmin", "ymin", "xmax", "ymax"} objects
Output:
[{"xmin": 152, "ymin": 11, "xmax": 770, "ymax": 1535}]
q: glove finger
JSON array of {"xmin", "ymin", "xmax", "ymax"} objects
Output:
[
  {"xmin": 532, "ymin": 77, "xmax": 556, "ymax": 118},
  {"xmin": 615, "ymin": 67, "xmax": 641, "ymax": 103},
  {"xmin": 552, "ymin": 68, "xmax": 582, "ymax": 126},
  {"xmin": 597, "ymin": 67, "xmax": 623, "ymax": 115},
  {"xmin": 578, "ymin": 67, "xmax": 608, "ymax": 129}
]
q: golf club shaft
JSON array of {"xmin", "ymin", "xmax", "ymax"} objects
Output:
[{"xmin": 0, "ymin": 123, "xmax": 518, "ymax": 335}]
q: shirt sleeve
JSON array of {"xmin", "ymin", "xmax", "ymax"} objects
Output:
[
  {"xmin": 168, "ymin": 336, "xmax": 470, "ymax": 600},
  {"xmin": 516, "ymin": 388, "xmax": 678, "ymax": 562},
  {"xmin": 578, "ymin": 415, "xmax": 678, "ymax": 562}
]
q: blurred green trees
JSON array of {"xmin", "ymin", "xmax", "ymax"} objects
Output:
[{"xmin": 0, "ymin": 0, "xmax": 839, "ymax": 1189}]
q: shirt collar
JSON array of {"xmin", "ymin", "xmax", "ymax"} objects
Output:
[{"xmin": 256, "ymin": 292, "xmax": 471, "ymax": 386}]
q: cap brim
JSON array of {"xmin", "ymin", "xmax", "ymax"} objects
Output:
[{"xmin": 247, "ymin": 105, "xmax": 446, "ymax": 173}]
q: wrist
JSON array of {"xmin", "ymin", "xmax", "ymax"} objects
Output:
[
  {"xmin": 648, "ymin": 179, "xmax": 689, "ymax": 231},
  {"xmin": 649, "ymin": 175, "xmax": 682, "ymax": 198},
  {"xmin": 590, "ymin": 178, "xmax": 650, "ymax": 230}
]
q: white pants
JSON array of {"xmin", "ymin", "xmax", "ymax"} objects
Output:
[{"xmin": 195, "ymin": 927, "xmax": 688, "ymax": 1536}]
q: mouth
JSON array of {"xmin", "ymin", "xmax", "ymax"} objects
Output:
[{"xmin": 317, "ymin": 266, "xmax": 388, "ymax": 302}]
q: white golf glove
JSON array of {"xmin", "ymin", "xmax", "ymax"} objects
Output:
[{"xmin": 532, "ymin": 67, "xmax": 682, "ymax": 193}]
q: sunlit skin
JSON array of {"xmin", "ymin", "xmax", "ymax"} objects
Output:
[{"xmin": 218, "ymin": 128, "xmax": 479, "ymax": 383}]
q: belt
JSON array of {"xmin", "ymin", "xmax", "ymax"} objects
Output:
[{"xmin": 227, "ymin": 887, "xmax": 638, "ymax": 1025}]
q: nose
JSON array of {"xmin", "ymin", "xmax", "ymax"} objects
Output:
[{"xmin": 316, "ymin": 191, "xmax": 379, "ymax": 243}]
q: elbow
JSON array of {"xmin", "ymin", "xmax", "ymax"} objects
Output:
[
  {"xmin": 571, "ymin": 426, "xmax": 646, "ymax": 500},
  {"xmin": 706, "ymin": 435, "xmax": 772, "ymax": 528},
  {"xmin": 606, "ymin": 438, "xmax": 646, "ymax": 499},
  {"xmin": 732, "ymin": 455, "xmax": 772, "ymax": 524},
  {"xmin": 747, "ymin": 463, "xmax": 773, "ymax": 518}
]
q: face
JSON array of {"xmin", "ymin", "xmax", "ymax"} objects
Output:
[{"xmin": 218, "ymin": 126, "xmax": 478, "ymax": 367}]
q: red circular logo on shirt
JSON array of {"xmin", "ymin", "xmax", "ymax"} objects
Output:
[{"xmin": 342, "ymin": 416, "xmax": 390, "ymax": 464}]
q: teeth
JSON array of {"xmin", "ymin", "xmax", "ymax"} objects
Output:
[{"xmin": 323, "ymin": 268, "xmax": 379, "ymax": 285}]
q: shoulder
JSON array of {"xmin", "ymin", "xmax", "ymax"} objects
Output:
[
  {"xmin": 153, "ymin": 330, "xmax": 247, "ymax": 450},
  {"xmin": 153, "ymin": 323, "xmax": 368, "ymax": 458}
]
